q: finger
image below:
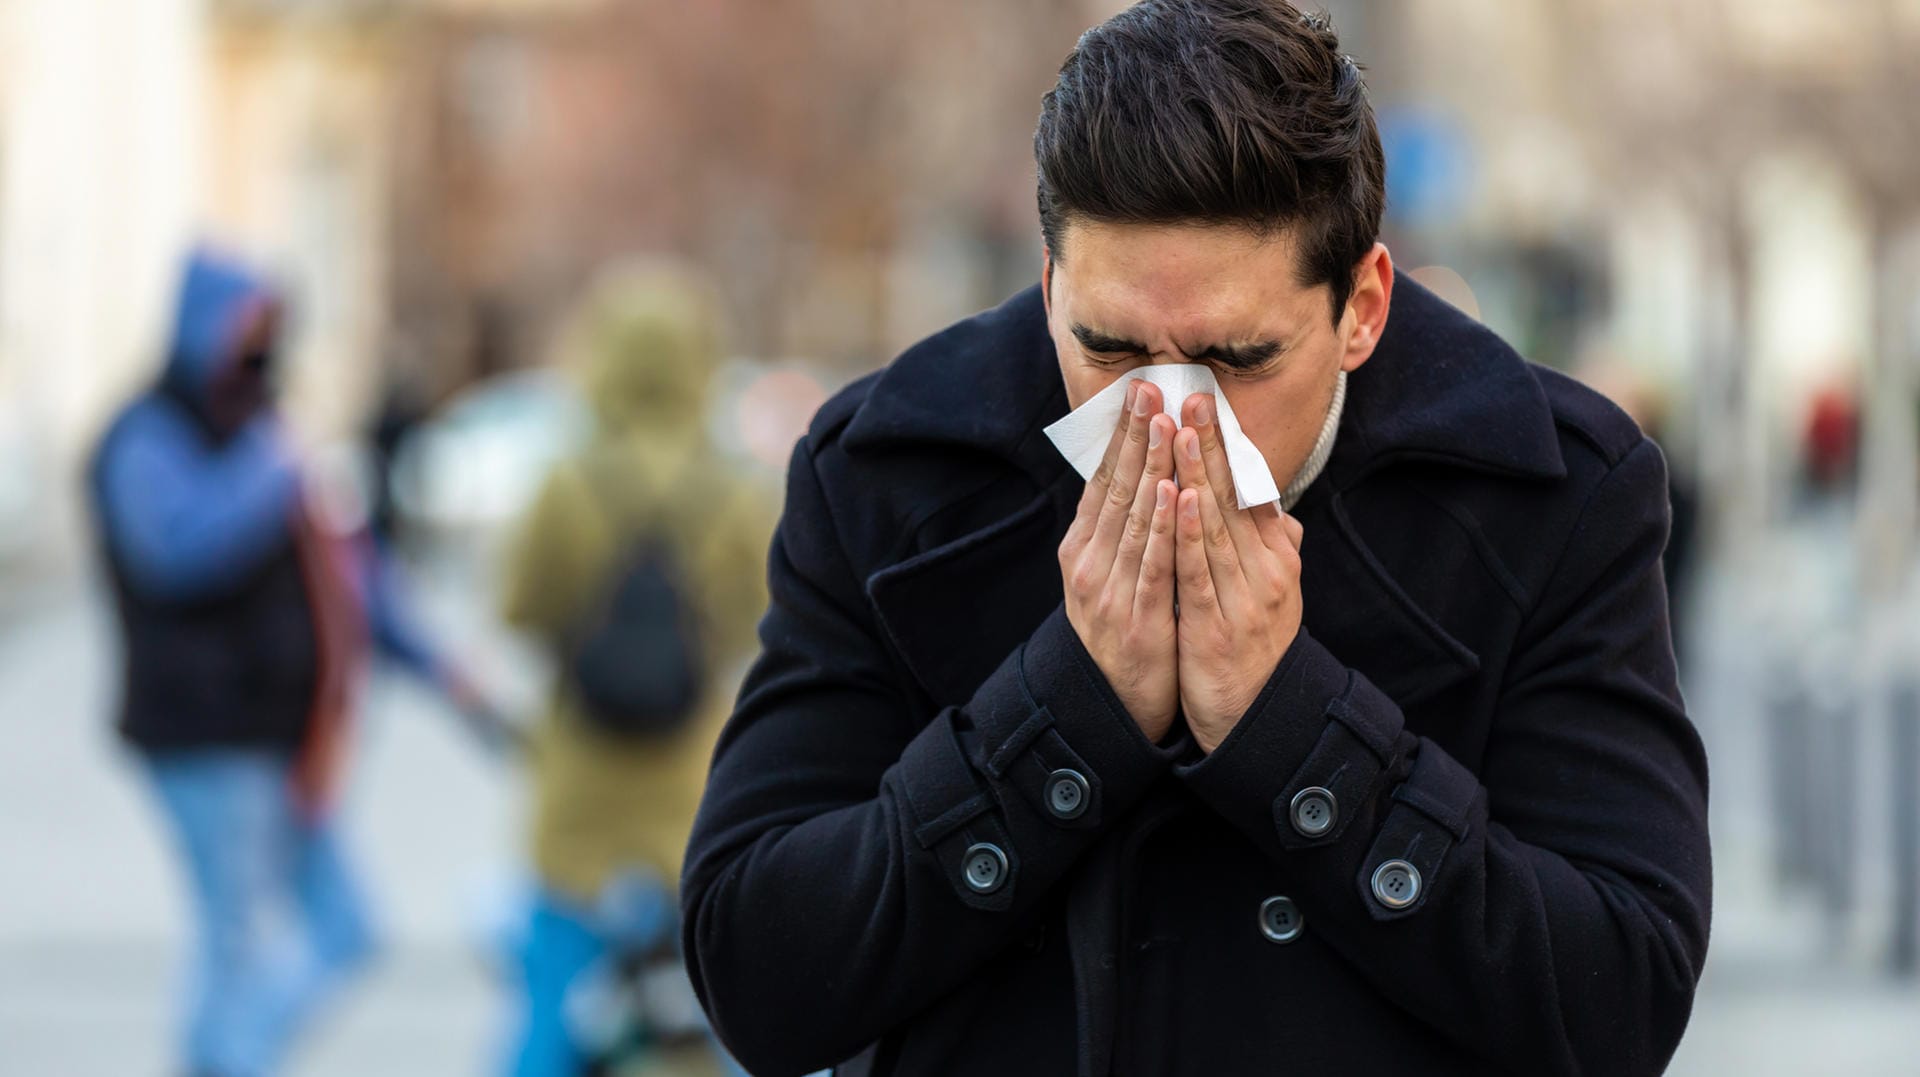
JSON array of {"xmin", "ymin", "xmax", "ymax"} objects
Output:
[
  {"xmin": 1066, "ymin": 380, "xmax": 1140, "ymax": 549},
  {"xmin": 1249, "ymin": 503, "xmax": 1291, "ymax": 552},
  {"xmin": 1174, "ymin": 487, "xmax": 1219, "ymax": 614},
  {"xmin": 1132, "ymin": 478, "xmax": 1178, "ymax": 621},
  {"xmin": 1174, "ymin": 426, "xmax": 1246, "ymax": 603},
  {"xmin": 1243, "ymin": 504, "xmax": 1302, "ymax": 595},
  {"xmin": 1279, "ymin": 510, "xmax": 1305, "ymax": 550},
  {"xmin": 1111, "ymin": 413, "xmax": 1176, "ymax": 597},
  {"xmin": 1181, "ymin": 392, "xmax": 1265, "ymax": 558},
  {"xmin": 1089, "ymin": 380, "xmax": 1162, "ymax": 568}
]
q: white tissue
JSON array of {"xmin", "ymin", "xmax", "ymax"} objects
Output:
[{"xmin": 1043, "ymin": 364, "xmax": 1280, "ymax": 509}]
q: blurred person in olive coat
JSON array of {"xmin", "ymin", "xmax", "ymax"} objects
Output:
[{"xmin": 498, "ymin": 265, "xmax": 774, "ymax": 1077}]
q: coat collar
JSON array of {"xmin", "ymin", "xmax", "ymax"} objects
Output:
[
  {"xmin": 840, "ymin": 271, "xmax": 1565, "ymax": 487},
  {"xmin": 840, "ymin": 284, "xmax": 1071, "ymax": 482}
]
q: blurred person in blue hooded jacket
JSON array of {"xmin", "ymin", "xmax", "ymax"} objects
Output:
[{"xmin": 87, "ymin": 248, "xmax": 501, "ymax": 1077}]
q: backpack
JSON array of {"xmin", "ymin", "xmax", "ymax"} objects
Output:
[{"xmin": 563, "ymin": 458, "xmax": 709, "ymax": 738}]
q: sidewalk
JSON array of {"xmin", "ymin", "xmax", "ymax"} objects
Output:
[
  {"xmin": 0, "ymin": 577, "xmax": 520, "ymax": 1076},
  {"xmin": 3, "ymin": 573, "xmax": 1916, "ymax": 1074},
  {"xmin": 1672, "ymin": 956, "xmax": 1920, "ymax": 1076}
]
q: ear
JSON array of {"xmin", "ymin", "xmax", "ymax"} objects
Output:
[
  {"xmin": 1041, "ymin": 249, "xmax": 1054, "ymax": 318},
  {"xmin": 1339, "ymin": 243, "xmax": 1393, "ymax": 373}
]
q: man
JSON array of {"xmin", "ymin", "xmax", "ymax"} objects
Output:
[
  {"xmin": 682, "ymin": 3, "xmax": 1711, "ymax": 1074},
  {"xmin": 88, "ymin": 248, "xmax": 497, "ymax": 1077}
]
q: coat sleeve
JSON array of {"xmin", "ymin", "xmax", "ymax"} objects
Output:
[
  {"xmin": 96, "ymin": 407, "xmax": 301, "ymax": 603},
  {"xmin": 362, "ymin": 539, "xmax": 448, "ymax": 686},
  {"xmin": 1174, "ymin": 437, "xmax": 1710, "ymax": 1076},
  {"xmin": 681, "ymin": 438, "xmax": 1179, "ymax": 1077}
]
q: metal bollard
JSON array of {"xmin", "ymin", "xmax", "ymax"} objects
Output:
[
  {"xmin": 1767, "ymin": 673, "xmax": 1814, "ymax": 890},
  {"xmin": 1890, "ymin": 680, "xmax": 1919, "ymax": 977}
]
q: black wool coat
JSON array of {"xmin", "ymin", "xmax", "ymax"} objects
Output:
[{"xmin": 682, "ymin": 275, "xmax": 1712, "ymax": 1077}]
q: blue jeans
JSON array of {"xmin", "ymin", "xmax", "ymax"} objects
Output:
[
  {"xmin": 145, "ymin": 749, "xmax": 378, "ymax": 1077},
  {"xmin": 504, "ymin": 878, "xmax": 752, "ymax": 1077}
]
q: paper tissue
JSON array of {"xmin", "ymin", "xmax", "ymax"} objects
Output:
[{"xmin": 1042, "ymin": 364, "xmax": 1280, "ymax": 509}]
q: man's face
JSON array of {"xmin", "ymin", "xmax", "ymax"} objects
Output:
[{"xmin": 1043, "ymin": 218, "xmax": 1391, "ymax": 491}]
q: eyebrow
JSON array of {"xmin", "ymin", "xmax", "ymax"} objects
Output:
[{"xmin": 1071, "ymin": 322, "xmax": 1287, "ymax": 370}]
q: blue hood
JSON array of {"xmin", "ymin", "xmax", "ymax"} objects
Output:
[{"xmin": 164, "ymin": 249, "xmax": 277, "ymax": 401}]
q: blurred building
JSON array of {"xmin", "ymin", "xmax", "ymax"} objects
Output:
[
  {"xmin": 1350, "ymin": 0, "xmax": 1920, "ymax": 571},
  {"xmin": 0, "ymin": 0, "xmax": 1126, "ymax": 576}
]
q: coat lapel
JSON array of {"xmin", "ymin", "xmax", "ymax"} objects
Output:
[
  {"xmin": 866, "ymin": 475, "xmax": 1078, "ymax": 708},
  {"xmin": 1296, "ymin": 485, "xmax": 1481, "ymax": 709}
]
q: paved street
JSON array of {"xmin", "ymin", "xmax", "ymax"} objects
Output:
[{"xmin": 2, "ymin": 565, "xmax": 1917, "ymax": 1075}]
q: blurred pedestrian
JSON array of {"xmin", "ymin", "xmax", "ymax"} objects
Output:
[
  {"xmin": 86, "ymin": 248, "xmax": 505, "ymax": 1077},
  {"xmin": 497, "ymin": 265, "xmax": 772, "ymax": 1077}
]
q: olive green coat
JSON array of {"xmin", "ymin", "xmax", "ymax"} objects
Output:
[{"xmin": 502, "ymin": 270, "xmax": 773, "ymax": 901}]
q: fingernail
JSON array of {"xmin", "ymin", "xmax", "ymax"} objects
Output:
[
  {"xmin": 1184, "ymin": 433, "xmax": 1200, "ymax": 462},
  {"xmin": 1180, "ymin": 493, "xmax": 1198, "ymax": 520},
  {"xmin": 1196, "ymin": 395, "xmax": 1214, "ymax": 426},
  {"xmin": 1156, "ymin": 483, "xmax": 1170, "ymax": 510},
  {"xmin": 1133, "ymin": 384, "xmax": 1152, "ymax": 418},
  {"xmin": 1123, "ymin": 382, "xmax": 1137, "ymax": 413},
  {"xmin": 1149, "ymin": 421, "xmax": 1163, "ymax": 449}
]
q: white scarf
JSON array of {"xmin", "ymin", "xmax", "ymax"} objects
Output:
[{"xmin": 1278, "ymin": 369, "xmax": 1346, "ymax": 510}]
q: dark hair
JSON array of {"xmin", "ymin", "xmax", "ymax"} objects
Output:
[{"xmin": 1034, "ymin": 0, "xmax": 1385, "ymax": 323}]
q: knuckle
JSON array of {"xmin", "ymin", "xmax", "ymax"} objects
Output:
[
  {"xmin": 1178, "ymin": 558, "xmax": 1207, "ymax": 586},
  {"xmin": 1069, "ymin": 561, "xmax": 1098, "ymax": 596},
  {"xmin": 1057, "ymin": 536, "xmax": 1080, "ymax": 567},
  {"xmin": 1142, "ymin": 545, "xmax": 1170, "ymax": 579}
]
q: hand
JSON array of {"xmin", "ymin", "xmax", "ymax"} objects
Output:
[
  {"xmin": 440, "ymin": 664, "xmax": 530, "ymax": 757},
  {"xmin": 1059, "ymin": 379, "xmax": 1181, "ymax": 742},
  {"xmin": 1172, "ymin": 392, "xmax": 1305, "ymax": 753}
]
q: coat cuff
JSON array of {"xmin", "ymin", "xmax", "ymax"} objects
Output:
[
  {"xmin": 1174, "ymin": 629, "xmax": 1404, "ymax": 853},
  {"xmin": 891, "ymin": 604, "xmax": 1179, "ymax": 910},
  {"xmin": 984, "ymin": 603, "xmax": 1180, "ymax": 827}
]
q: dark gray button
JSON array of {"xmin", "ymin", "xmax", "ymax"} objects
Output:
[
  {"xmin": 1288, "ymin": 786, "xmax": 1337, "ymax": 838},
  {"xmin": 1045, "ymin": 768, "xmax": 1090, "ymax": 820},
  {"xmin": 1371, "ymin": 858, "xmax": 1421, "ymax": 909},
  {"xmin": 962, "ymin": 842, "xmax": 1009, "ymax": 894},
  {"xmin": 1258, "ymin": 895, "xmax": 1304, "ymax": 943}
]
